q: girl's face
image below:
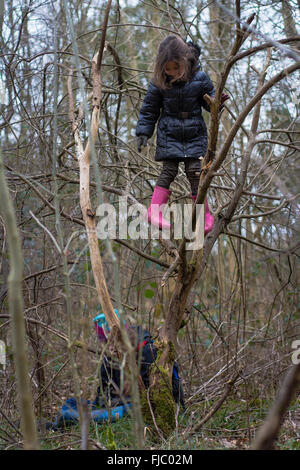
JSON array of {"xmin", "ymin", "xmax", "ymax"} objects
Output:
[{"xmin": 164, "ymin": 61, "xmax": 182, "ymax": 80}]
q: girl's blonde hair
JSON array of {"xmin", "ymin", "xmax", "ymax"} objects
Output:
[{"xmin": 153, "ymin": 35, "xmax": 196, "ymax": 89}]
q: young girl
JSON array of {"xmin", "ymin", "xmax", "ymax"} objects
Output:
[{"xmin": 136, "ymin": 35, "xmax": 227, "ymax": 233}]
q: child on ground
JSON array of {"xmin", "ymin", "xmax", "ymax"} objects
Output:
[{"xmin": 136, "ymin": 35, "xmax": 228, "ymax": 233}]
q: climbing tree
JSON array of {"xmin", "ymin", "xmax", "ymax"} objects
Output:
[{"xmin": 0, "ymin": 0, "xmax": 299, "ymax": 448}]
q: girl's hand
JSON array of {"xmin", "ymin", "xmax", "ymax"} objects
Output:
[
  {"xmin": 137, "ymin": 135, "xmax": 148, "ymax": 152},
  {"xmin": 203, "ymin": 92, "xmax": 230, "ymax": 113},
  {"xmin": 219, "ymin": 93, "xmax": 230, "ymax": 111}
]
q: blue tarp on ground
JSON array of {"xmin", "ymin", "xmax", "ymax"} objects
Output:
[{"xmin": 49, "ymin": 398, "xmax": 132, "ymax": 429}]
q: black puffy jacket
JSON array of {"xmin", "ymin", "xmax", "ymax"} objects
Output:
[
  {"xmin": 136, "ymin": 66, "xmax": 215, "ymax": 161},
  {"xmin": 95, "ymin": 327, "xmax": 185, "ymax": 409}
]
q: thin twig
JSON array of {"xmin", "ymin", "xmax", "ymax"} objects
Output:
[
  {"xmin": 30, "ymin": 211, "xmax": 61, "ymax": 253},
  {"xmin": 187, "ymin": 371, "xmax": 240, "ymax": 436},
  {"xmin": 0, "ymin": 409, "xmax": 22, "ymax": 437},
  {"xmin": 146, "ymin": 385, "xmax": 166, "ymax": 442}
]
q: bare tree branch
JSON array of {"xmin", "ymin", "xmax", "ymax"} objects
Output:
[{"xmin": 252, "ymin": 363, "xmax": 300, "ymax": 449}]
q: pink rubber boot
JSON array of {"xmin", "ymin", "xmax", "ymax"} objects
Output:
[
  {"xmin": 192, "ymin": 195, "xmax": 214, "ymax": 235},
  {"xmin": 148, "ymin": 186, "xmax": 171, "ymax": 230}
]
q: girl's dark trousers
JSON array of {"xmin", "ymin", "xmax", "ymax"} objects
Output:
[{"xmin": 156, "ymin": 159, "xmax": 201, "ymax": 196}]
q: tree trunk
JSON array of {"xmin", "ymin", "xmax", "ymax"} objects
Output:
[{"xmin": 0, "ymin": 148, "xmax": 39, "ymax": 449}]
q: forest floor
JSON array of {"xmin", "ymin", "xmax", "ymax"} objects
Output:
[{"xmin": 1, "ymin": 396, "xmax": 299, "ymax": 450}]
